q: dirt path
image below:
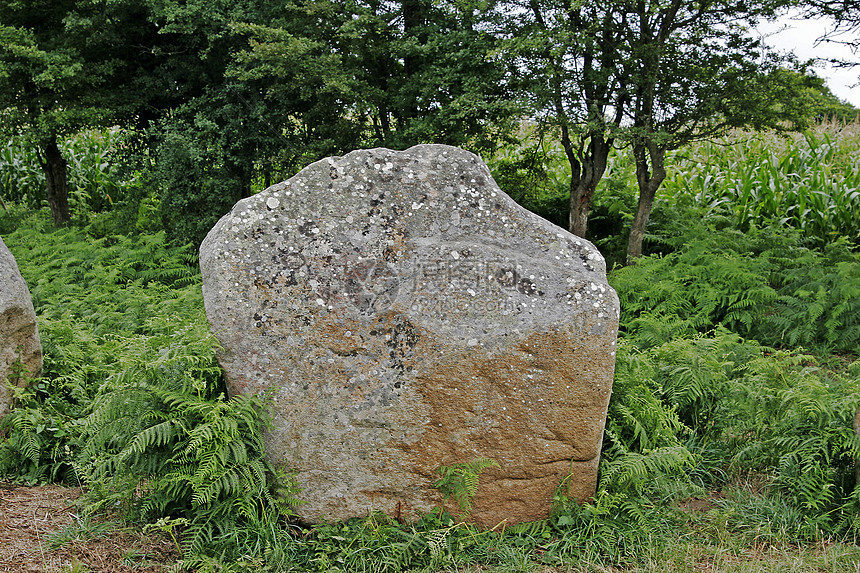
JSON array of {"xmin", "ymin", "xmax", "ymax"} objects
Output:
[{"xmin": 0, "ymin": 482, "xmax": 179, "ymax": 572}]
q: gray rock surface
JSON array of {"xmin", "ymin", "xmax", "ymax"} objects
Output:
[
  {"xmin": 200, "ymin": 145, "xmax": 619, "ymax": 526},
  {"xmin": 1, "ymin": 236, "xmax": 42, "ymax": 420}
]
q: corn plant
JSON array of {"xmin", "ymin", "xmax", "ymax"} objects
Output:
[
  {"xmin": 0, "ymin": 138, "xmax": 45, "ymax": 208},
  {"xmin": 1, "ymin": 129, "xmax": 132, "ymax": 219},
  {"xmin": 661, "ymin": 123, "xmax": 860, "ymax": 245},
  {"xmin": 62, "ymin": 128, "xmax": 128, "ymax": 215}
]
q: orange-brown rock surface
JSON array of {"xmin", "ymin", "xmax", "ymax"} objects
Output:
[{"xmin": 199, "ymin": 145, "xmax": 619, "ymax": 527}]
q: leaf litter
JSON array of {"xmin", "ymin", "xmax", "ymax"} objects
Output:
[{"xmin": 0, "ymin": 482, "xmax": 179, "ymax": 573}]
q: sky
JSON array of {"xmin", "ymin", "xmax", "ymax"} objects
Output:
[{"xmin": 755, "ymin": 11, "xmax": 860, "ymax": 107}]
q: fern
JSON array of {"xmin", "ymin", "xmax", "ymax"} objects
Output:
[
  {"xmin": 1, "ymin": 216, "xmax": 300, "ymax": 565},
  {"xmin": 0, "ymin": 370, "xmax": 82, "ymax": 484},
  {"xmin": 611, "ymin": 226, "xmax": 859, "ymax": 355},
  {"xmin": 387, "ymin": 528, "xmax": 428, "ymax": 568},
  {"xmin": 79, "ymin": 373, "xmax": 297, "ymax": 557},
  {"xmin": 434, "ymin": 458, "xmax": 501, "ymax": 518}
]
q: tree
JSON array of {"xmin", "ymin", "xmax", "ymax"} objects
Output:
[
  {"xmin": 620, "ymin": 0, "xmax": 826, "ymax": 263},
  {"xmin": 108, "ymin": 0, "xmax": 516, "ymax": 246},
  {"xmin": 230, "ymin": 0, "xmax": 517, "ymax": 156},
  {"xmin": 134, "ymin": 0, "xmax": 302, "ymax": 246},
  {"xmin": 3, "ymin": 0, "xmax": 515, "ymax": 239},
  {"xmin": 0, "ymin": 0, "xmax": 151, "ymax": 225},
  {"xmin": 805, "ymin": 0, "xmax": 859, "ymax": 105},
  {"xmin": 804, "ymin": 1, "xmax": 860, "ymax": 57},
  {"xmin": 149, "ymin": 82, "xmax": 297, "ymax": 246},
  {"xmin": 504, "ymin": 2, "xmax": 629, "ymax": 237},
  {"xmin": 503, "ymin": 0, "xmax": 820, "ymax": 260},
  {"xmin": 1, "ymin": 0, "xmax": 285, "ymax": 236}
]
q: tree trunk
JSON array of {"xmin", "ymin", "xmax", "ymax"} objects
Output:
[
  {"xmin": 626, "ymin": 141, "xmax": 666, "ymax": 264},
  {"xmin": 569, "ymin": 178, "xmax": 590, "ymax": 238},
  {"xmin": 228, "ymin": 161, "xmax": 253, "ymax": 200},
  {"xmin": 39, "ymin": 138, "xmax": 71, "ymax": 226},
  {"xmin": 401, "ymin": 0, "xmax": 430, "ymax": 120},
  {"xmin": 568, "ymin": 136, "xmax": 611, "ymax": 238}
]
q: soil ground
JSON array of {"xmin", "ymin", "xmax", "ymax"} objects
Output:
[{"xmin": 0, "ymin": 482, "xmax": 179, "ymax": 573}]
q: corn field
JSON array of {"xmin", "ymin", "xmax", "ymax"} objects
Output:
[
  {"xmin": 4, "ymin": 122, "xmax": 860, "ymax": 248},
  {"xmin": 0, "ymin": 128, "xmax": 128, "ymax": 216},
  {"xmin": 0, "ymin": 138, "xmax": 43, "ymax": 208},
  {"xmin": 664, "ymin": 122, "xmax": 860, "ymax": 245}
]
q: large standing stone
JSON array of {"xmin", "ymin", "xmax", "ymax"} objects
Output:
[
  {"xmin": 200, "ymin": 145, "xmax": 619, "ymax": 527},
  {"xmin": 1, "ymin": 236, "xmax": 42, "ymax": 420}
]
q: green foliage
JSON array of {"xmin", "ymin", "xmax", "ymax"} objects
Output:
[
  {"xmin": 113, "ymin": 0, "xmax": 519, "ymax": 248},
  {"xmin": 0, "ymin": 138, "xmax": 44, "ymax": 208},
  {"xmin": 14, "ymin": 234, "xmax": 197, "ymax": 336},
  {"xmin": 4, "ymin": 116, "xmax": 860, "ymax": 569},
  {"xmin": 721, "ymin": 352, "xmax": 860, "ymax": 524},
  {"xmin": 0, "ymin": 0, "xmax": 116, "ymax": 136},
  {"xmin": 601, "ymin": 195, "xmax": 860, "ymax": 542},
  {"xmin": 1, "ymin": 130, "xmax": 131, "ymax": 214},
  {"xmin": 611, "ymin": 225, "xmax": 860, "ymax": 355},
  {"xmin": 63, "ymin": 129, "xmax": 131, "ymax": 217},
  {"xmin": 284, "ymin": 511, "xmax": 506, "ymax": 573},
  {"xmin": 143, "ymin": 516, "xmax": 189, "ymax": 556},
  {"xmin": 0, "ymin": 217, "xmax": 203, "ymax": 482},
  {"xmin": 0, "ymin": 212, "xmax": 298, "ymax": 567},
  {"xmin": 48, "ymin": 514, "xmax": 119, "ymax": 549},
  {"xmin": 231, "ymin": 0, "xmax": 516, "ymax": 155},
  {"xmin": 150, "ymin": 116, "xmax": 253, "ymax": 248},
  {"xmin": 0, "ymin": 376, "xmax": 82, "ymax": 484},
  {"xmin": 710, "ymin": 479, "xmax": 838, "ymax": 545},
  {"xmin": 434, "ymin": 458, "xmax": 500, "ymax": 518},
  {"xmin": 605, "ymin": 328, "xmax": 860, "ymax": 539},
  {"xmin": 768, "ymin": 68, "xmax": 860, "ymax": 124},
  {"xmin": 80, "ymin": 376, "xmax": 296, "ymax": 560},
  {"xmin": 758, "ymin": 240, "xmax": 860, "ymax": 353},
  {"xmin": 604, "ymin": 180, "xmax": 860, "ymax": 534},
  {"xmin": 585, "ymin": 335, "xmax": 859, "ymax": 555},
  {"xmin": 586, "ymin": 152, "xmax": 640, "ymax": 268},
  {"xmin": 487, "ymin": 124, "xmax": 570, "ymax": 228},
  {"xmin": 0, "ymin": 0, "xmax": 158, "ymax": 224}
]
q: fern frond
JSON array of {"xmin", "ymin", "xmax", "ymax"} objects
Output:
[{"xmin": 434, "ymin": 458, "xmax": 500, "ymax": 518}]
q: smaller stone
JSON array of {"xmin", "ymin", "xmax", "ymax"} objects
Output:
[{"xmin": 0, "ymin": 236, "xmax": 42, "ymax": 421}]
